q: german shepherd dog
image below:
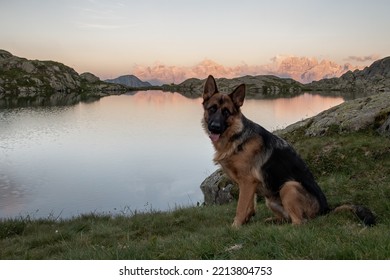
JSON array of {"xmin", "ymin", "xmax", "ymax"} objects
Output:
[{"xmin": 202, "ymin": 75, "xmax": 375, "ymax": 227}]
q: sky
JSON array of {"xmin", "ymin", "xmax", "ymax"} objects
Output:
[{"xmin": 1, "ymin": 0, "xmax": 389, "ymax": 80}]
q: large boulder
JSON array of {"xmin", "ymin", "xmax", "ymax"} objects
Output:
[{"xmin": 199, "ymin": 169, "xmax": 236, "ymax": 205}]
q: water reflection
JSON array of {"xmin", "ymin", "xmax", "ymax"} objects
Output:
[
  {"xmin": 0, "ymin": 172, "xmax": 29, "ymax": 217},
  {"xmin": 243, "ymin": 93, "xmax": 344, "ymax": 130},
  {"xmin": 0, "ymin": 92, "xmax": 100, "ymax": 108},
  {"xmin": 0, "ymin": 91, "xmax": 344, "ymax": 219}
]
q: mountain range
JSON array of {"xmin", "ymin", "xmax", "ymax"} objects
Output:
[
  {"xmin": 1, "ymin": 49, "xmax": 388, "ymax": 107},
  {"xmin": 133, "ymin": 56, "xmax": 361, "ymax": 85},
  {"xmin": 162, "ymin": 56, "xmax": 390, "ymax": 97}
]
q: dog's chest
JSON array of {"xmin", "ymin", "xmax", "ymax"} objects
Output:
[{"xmin": 216, "ymin": 137, "xmax": 265, "ymax": 183}]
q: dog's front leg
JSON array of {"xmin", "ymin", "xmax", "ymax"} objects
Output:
[{"xmin": 232, "ymin": 181, "xmax": 257, "ymax": 228}]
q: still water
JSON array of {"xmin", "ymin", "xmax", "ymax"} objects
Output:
[{"xmin": 0, "ymin": 91, "xmax": 344, "ymax": 219}]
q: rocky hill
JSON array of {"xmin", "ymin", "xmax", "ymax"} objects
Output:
[
  {"xmin": 307, "ymin": 56, "xmax": 390, "ymax": 92},
  {"xmin": 162, "ymin": 75, "xmax": 303, "ymax": 98},
  {"xmin": 0, "ymin": 50, "xmax": 128, "ymax": 107},
  {"xmin": 105, "ymin": 75, "xmax": 151, "ymax": 87},
  {"xmin": 0, "ymin": 50, "xmax": 82, "ymax": 93}
]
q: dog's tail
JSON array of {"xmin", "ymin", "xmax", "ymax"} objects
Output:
[{"xmin": 331, "ymin": 204, "xmax": 376, "ymax": 226}]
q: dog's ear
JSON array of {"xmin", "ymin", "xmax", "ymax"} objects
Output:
[
  {"xmin": 229, "ymin": 84, "xmax": 246, "ymax": 108},
  {"xmin": 203, "ymin": 75, "xmax": 218, "ymax": 100}
]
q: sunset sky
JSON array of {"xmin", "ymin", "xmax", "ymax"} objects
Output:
[{"xmin": 1, "ymin": 0, "xmax": 389, "ymax": 80}]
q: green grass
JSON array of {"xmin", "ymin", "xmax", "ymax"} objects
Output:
[{"xmin": 1, "ymin": 130, "xmax": 389, "ymax": 259}]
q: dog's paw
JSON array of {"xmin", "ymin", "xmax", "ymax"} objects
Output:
[{"xmin": 231, "ymin": 219, "xmax": 242, "ymax": 229}]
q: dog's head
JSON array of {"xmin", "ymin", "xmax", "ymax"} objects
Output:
[{"xmin": 202, "ymin": 75, "xmax": 245, "ymax": 143}]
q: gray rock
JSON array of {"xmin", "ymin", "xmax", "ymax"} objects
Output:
[
  {"xmin": 20, "ymin": 61, "xmax": 36, "ymax": 73},
  {"xmin": 378, "ymin": 115, "xmax": 390, "ymax": 137},
  {"xmin": 280, "ymin": 92, "xmax": 390, "ymax": 136},
  {"xmin": 80, "ymin": 72, "xmax": 100, "ymax": 83},
  {"xmin": 199, "ymin": 169, "xmax": 236, "ymax": 205}
]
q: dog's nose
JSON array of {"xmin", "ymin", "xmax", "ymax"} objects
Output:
[{"xmin": 209, "ymin": 121, "xmax": 222, "ymax": 133}]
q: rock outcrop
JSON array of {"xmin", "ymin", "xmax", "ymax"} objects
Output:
[
  {"xmin": 80, "ymin": 72, "xmax": 100, "ymax": 83},
  {"xmin": 307, "ymin": 57, "xmax": 390, "ymax": 92},
  {"xmin": 199, "ymin": 169, "xmax": 236, "ymax": 205},
  {"xmin": 0, "ymin": 50, "xmax": 81, "ymax": 94},
  {"xmin": 279, "ymin": 92, "xmax": 390, "ymax": 137},
  {"xmin": 0, "ymin": 50, "xmax": 128, "ymax": 107}
]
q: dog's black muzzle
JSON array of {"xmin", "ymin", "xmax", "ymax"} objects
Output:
[{"xmin": 208, "ymin": 112, "xmax": 227, "ymax": 135}]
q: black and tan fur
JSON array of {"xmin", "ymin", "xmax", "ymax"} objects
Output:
[{"xmin": 202, "ymin": 75, "xmax": 375, "ymax": 227}]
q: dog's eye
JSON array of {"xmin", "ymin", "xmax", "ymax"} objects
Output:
[
  {"xmin": 222, "ymin": 108, "xmax": 231, "ymax": 117},
  {"xmin": 208, "ymin": 105, "xmax": 217, "ymax": 114}
]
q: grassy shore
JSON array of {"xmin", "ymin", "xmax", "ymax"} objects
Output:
[{"xmin": 1, "ymin": 129, "xmax": 389, "ymax": 259}]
